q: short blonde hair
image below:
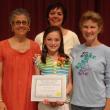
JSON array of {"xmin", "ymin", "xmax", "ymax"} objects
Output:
[{"xmin": 79, "ymin": 10, "xmax": 103, "ymax": 31}]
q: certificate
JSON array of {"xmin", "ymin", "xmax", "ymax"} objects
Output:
[{"xmin": 31, "ymin": 75, "xmax": 66, "ymax": 102}]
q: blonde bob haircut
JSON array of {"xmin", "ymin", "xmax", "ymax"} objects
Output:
[{"xmin": 79, "ymin": 10, "xmax": 103, "ymax": 31}]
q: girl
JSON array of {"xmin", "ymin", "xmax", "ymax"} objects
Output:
[{"xmin": 35, "ymin": 26, "xmax": 72, "ymax": 110}]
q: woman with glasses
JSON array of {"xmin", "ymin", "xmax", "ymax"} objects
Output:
[{"xmin": 0, "ymin": 8, "xmax": 40, "ymax": 110}]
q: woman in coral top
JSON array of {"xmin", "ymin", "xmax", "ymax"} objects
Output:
[{"xmin": 0, "ymin": 8, "xmax": 40, "ymax": 110}]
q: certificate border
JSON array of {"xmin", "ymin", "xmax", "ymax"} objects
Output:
[{"xmin": 31, "ymin": 75, "xmax": 66, "ymax": 102}]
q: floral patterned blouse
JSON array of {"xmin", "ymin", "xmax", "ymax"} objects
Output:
[{"xmin": 35, "ymin": 55, "xmax": 71, "ymax": 76}]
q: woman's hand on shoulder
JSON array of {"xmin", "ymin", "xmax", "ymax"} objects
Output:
[
  {"xmin": 33, "ymin": 54, "xmax": 41, "ymax": 64},
  {"xmin": 33, "ymin": 54, "xmax": 41, "ymax": 75}
]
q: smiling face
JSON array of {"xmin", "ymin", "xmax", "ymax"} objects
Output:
[
  {"xmin": 11, "ymin": 14, "xmax": 30, "ymax": 37},
  {"xmin": 81, "ymin": 19, "xmax": 102, "ymax": 45},
  {"xmin": 48, "ymin": 8, "xmax": 64, "ymax": 27},
  {"xmin": 44, "ymin": 31, "xmax": 61, "ymax": 55}
]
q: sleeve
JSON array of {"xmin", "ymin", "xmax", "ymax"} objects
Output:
[
  {"xmin": 70, "ymin": 48, "xmax": 74, "ymax": 59},
  {"xmin": 35, "ymin": 32, "xmax": 44, "ymax": 50},
  {"xmin": 34, "ymin": 42, "xmax": 41, "ymax": 55},
  {"xmin": 72, "ymin": 32, "xmax": 80, "ymax": 46},
  {"xmin": 70, "ymin": 46, "xmax": 76, "ymax": 62},
  {"xmin": 66, "ymin": 31, "xmax": 80, "ymax": 57},
  {"xmin": 104, "ymin": 47, "xmax": 110, "ymax": 98}
]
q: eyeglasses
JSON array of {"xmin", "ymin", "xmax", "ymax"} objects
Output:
[{"xmin": 13, "ymin": 20, "xmax": 29, "ymax": 25}]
